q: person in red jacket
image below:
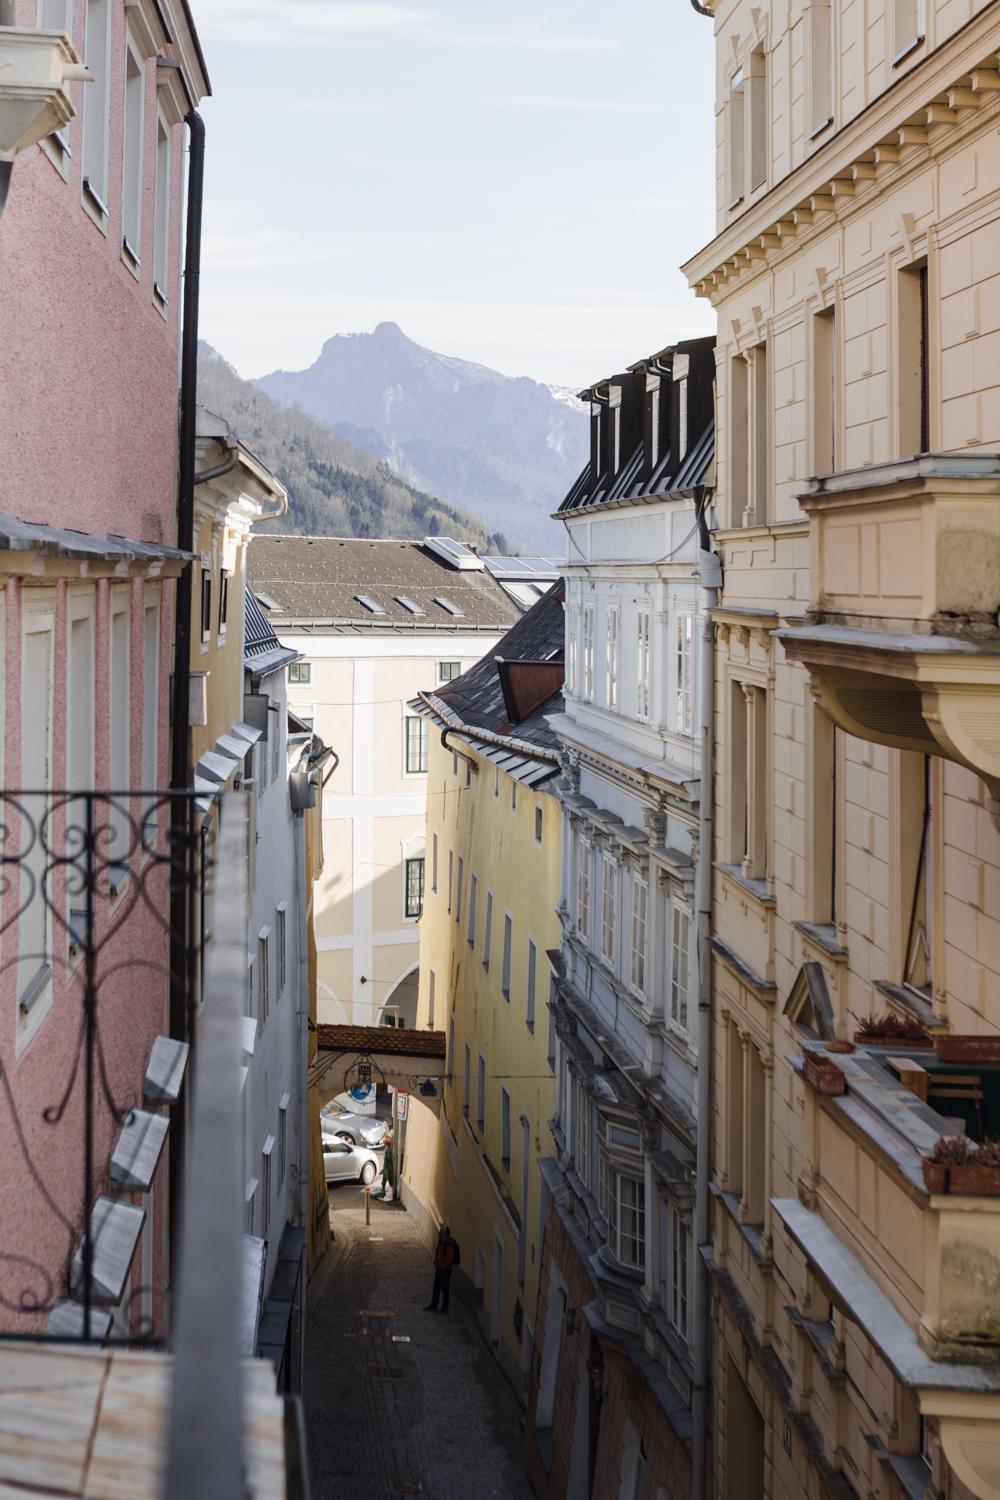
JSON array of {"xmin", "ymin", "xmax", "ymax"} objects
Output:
[{"xmin": 424, "ymin": 1225, "xmax": 459, "ymax": 1314}]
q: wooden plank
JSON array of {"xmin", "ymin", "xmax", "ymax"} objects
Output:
[{"xmin": 0, "ymin": 1346, "xmax": 108, "ymax": 1496}]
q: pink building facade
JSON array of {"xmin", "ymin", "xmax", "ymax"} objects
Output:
[{"xmin": 0, "ymin": 0, "xmax": 208, "ymax": 1335}]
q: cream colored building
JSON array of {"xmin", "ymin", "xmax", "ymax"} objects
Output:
[
  {"xmin": 683, "ymin": 0, "xmax": 1000, "ymax": 1495},
  {"xmin": 400, "ymin": 586, "xmax": 563, "ymax": 1393},
  {"xmin": 248, "ymin": 537, "xmax": 541, "ymax": 1028}
]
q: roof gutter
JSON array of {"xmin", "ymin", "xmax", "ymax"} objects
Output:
[
  {"xmin": 690, "ymin": 0, "xmax": 713, "ymax": 14},
  {"xmin": 416, "ymin": 691, "xmax": 562, "ymax": 767},
  {"xmin": 194, "ymin": 442, "xmax": 238, "ymax": 486}
]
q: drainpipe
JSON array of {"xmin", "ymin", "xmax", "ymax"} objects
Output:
[
  {"xmin": 168, "ymin": 108, "xmax": 205, "ymax": 1271},
  {"xmin": 292, "ymin": 797, "xmax": 310, "ymax": 1393},
  {"xmin": 692, "ymin": 486, "xmax": 721, "ymax": 1500},
  {"xmin": 689, "ymin": 0, "xmax": 714, "ymax": 15}
]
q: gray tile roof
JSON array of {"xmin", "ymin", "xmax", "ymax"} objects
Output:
[
  {"xmin": 248, "ymin": 536, "xmax": 523, "ymax": 632},
  {"xmin": 244, "ymin": 587, "xmax": 299, "ymax": 678},
  {"xmin": 417, "ymin": 584, "xmax": 565, "ymax": 782}
]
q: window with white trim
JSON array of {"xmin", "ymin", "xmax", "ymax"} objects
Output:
[
  {"xmin": 276, "ymin": 903, "xmax": 287, "ymax": 996},
  {"xmin": 121, "ymin": 37, "xmax": 144, "ymax": 266},
  {"xmin": 629, "ymin": 876, "xmax": 647, "ymax": 995},
  {"xmin": 670, "ymin": 1207, "xmax": 691, "ymax": 1339},
  {"xmin": 153, "ymin": 115, "xmax": 170, "ymax": 302},
  {"xmin": 501, "ymin": 913, "xmax": 512, "ymax": 999},
  {"xmin": 108, "ymin": 605, "xmax": 130, "ymax": 890},
  {"xmin": 893, "ymin": 0, "xmax": 925, "ymax": 61},
  {"xmin": 82, "ymin": 0, "xmax": 111, "ymax": 216},
  {"xmin": 728, "ymin": 67, "xmax": 746, "ymax": 208},
  {"xmin": 567, "ymin": 607, "xmax": 578, "ymax": 692},
  {"xmin": 576, "ymin": 839, "xmax": 592, "ymax": 940},
  {"xmin": 600, "ymin": 854, "xmax": 617, "ymax": 968},
  {"xmin": 574, "ymin": 1081, "xmax": 591, "ymax": 1192},
  {"xmin": 674, "ymin": 610, "xmax": 694, "ymax": 736},
  {"xmin": 428, "ymin": 969, "xmax": 436, "ymax": 1028},
  {"xmin": 468, "ymin": 873, "xmax": 477, "ymax": 947},
  {"xmin": 278, "ymin": 1095, "xmax": 289, "ymax": 1185},
  {"xmin": 749, "ymin": 49, "xmax": 767, "ymax": 193},
  {"xmin": 455, "ymin": 855, "xmax": 464, "ymax": 925},
  {"xmin": 636, "ymin": 611, "xmax": 651, "ymax": 720},
  {"xmin": 258, "ymin": 929, "xmax": 270, "ymax": 1026},
  {"xmin": 271, "ymin": 696, "xmax": 281, "ymax": 781},
  {"xmin": 261, "ymin": 1136, "xmax": 274, "ymax": 1236},
  {"xmin": 141, "ymin": 605, "xmax": 159, "ymax": 834},
  {"xmin": 526, "ymin": 939, "xmax": 537, "ymax": 1032},
  {"xmin": 670, "ymin": 906, "xmax": 690, "ymax": 1033},
  {"xmin": 405, "ymin": 856, "xmax": 424, "ymax": 918},
  {"xmin": 605, "ymin": 607, "xmax": 618, "ymax": 710},
  {"xmin": 602, "ymin": 1162, "xmax": 645, "ymax": 1269},
  {"xmin": 19, "ymin": 613, "xmax": 54, "ymax": 1015},
  {"xmin": 431, "ymin": 832, "xmax": 438, "ymax": 892},
  {"xmin": 463, "ymin": 1044, "xmax": 471, "ymax": 1116},
  {"xmin": 404, "ymin": 715, "xmax": 428, "ymax": 773},
  {"xmin": 483, "ymin": 890, "xmax": 493, "ymax": 969},
  {"xmin": 477, "ymin": 1052, "xmax": 486, "ymax": 1129},
  {"xmin": 501, "ymin": 1086, "xmax": 511, "ymax": 1167},
  {"xmin": 582, "ymin": 606, "xmax": 595, "ymax": 700},
  {"xmin": 288, "ymin": 660, "xmax": 311, "ymax": 684},
  {"xmin": 807, "ymin": 2, "xmax": 834, "ymax": 135},
  {"xmin": 447, "ymin": 849, "xmax": 453, "ymax": 913}
]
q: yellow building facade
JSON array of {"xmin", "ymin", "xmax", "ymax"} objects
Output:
[
  {"xmin": 683, "ymin": 0, "xmax": 1000, "ymax": 1495},
  {"xmin": 401, "ymin": 589, "xmax": 564, "ymax": 1392}
]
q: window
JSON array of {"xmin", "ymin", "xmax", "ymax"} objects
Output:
[
  {"xmin": 245, "ymin": 1179, "xmax": 258, "ymax": 1235},
  {"xmin": 108, "ymin": 607, "xmax": 130, "ymax": 887},
  {"xmin": 438, "ymin": 660, "xmax": 460, "ymax": 682},
  {"xmin": 750, "ymin": 342, "xmax": 768, "ymax": 525},
  {"xmin": 431, "ymin": 832, "xmax": 438, "ymax": 892},
  {"xmin": 600, "ymin": 855, "xmax": 617, "ymax": 967},
  {"xmin": 547, "ymin": 981, "xmax": 557, "ymax": 1071},
  {"xmin": 468, "ymin": 873, "xmax": 478, "ymax": 947},
  {"xmin": 463, "ymin": 1044, "xmax": 471, "ymax": 1116},
  {"xmin": 526, "ymin": 940, "xmax": 537, "ymax": 1031},
  {"xmin": 448, "ymin": 1015, "xmax": 455, "ymax": 1077},
  {"xmin": 493, "ymin": 765, "xmax": 500, "ymax": 799},
  {"xmin": 258, "ymin": 930, "xmax": 270, "ymax": 1026},
  {"xmin": 577, "ymin": 839, "xmax": 592, "ymax": 940},
  {"xmin": 67, "ymin": 607, "xmax": 95, "ymax": 938},
  {"xmin": 567, "ymin": 608, "xmax": 578, "ymax": 691},
  {"xmin": 483, "ymin": 891, "xmax": 493, "ymax": 969},
  {"xmin": 808, "ymin": 706, "xmax": 838, "ymax": 927},
  {"xmin": 216, "ymin": 573, "xmax": 230, "ymax": 638},
  {"xmin": 455, "ymin": 855, "xmax": 464, "ymax": 925},
  {"xmin": 511, "ymin": 779, "xmax": 518, "ymax": 814},
  {"xmin": 675, "ymin": 611, "xmax": 694, "ymax": 735},
  {"xmin": 670, "ymin": 1210, "xmax": 691, "ymax": 1339},
  {"xmin": 271, "ymin": 699, "xmax": 281, "ymax": 782},
  {"xmin": 892, "ymin": 0, "xmax": 925, "ymax": 62},
  {"xmin": 636, "ymin": 611, "xmax": 651, "ymax": 720},
  {"xmin": 39, "ymin": 0, "xmax": 71, "ymax": 28},
  {"xmin": 749, "ymin": 50, "xmax": 767, "ymax": 192},
  {"xmin": 676, "ymin": 376, "xmax": 689, "ymax": 457},
  {"xmin": 620, "ymin": 1422, "xmax": 647, "ymax": 1500},
  {"xmin": 630, "ymin": 877, "xmax": 647, "ymax": 995},
  {"xmin": 278, "ymin": 1096, "xmax": 289, "ymax": 1185},
  {"xmin": 405, "ymin": 856, "xmax": 425, "ymax": 918},
  {"xmin": 288, "ymin": 660, "xmax": 311, "ymax": 684},
  {"xmin": 153, "ymin": 115, "xmax": 170, "ymax": 301},
  {"xmin": 477, "ymin": 1053, "xmax": 486, "ymax": 1129},
  {"xmin": 899, "ymin": 262, "xmax": 930, "ymax": 458},
  {"xmin": 446, "ymin": 849, "xmax": 453, "ymax": 913},
  {"xmin": 728, "ymin": 67, "xmax": 746, "ymax": 207},
  {"xmin": 575, "ymin": 1082, "xmax": 590, "ymax": 1191},
  {"xmin": 670, "ymin": 907, "xmax": 690, "ymax": 1033},
  {"xmin": 534, "ymin": 805, "xmax": 543, "ymax": 844},
  {"xmin": 404, "ymin": 715, "xmax": 428, "ymax": 773},
  {"xmin": 141, "ymin": 606, "xmax": 159, "ymax": 829},
  {"xmin": 200, "ymin": 566, "xmax": 212, "ymax": 643},
  {"xmin": 605, "ymin": 607, "xmax": 619, "ymax": 709},
  {"xmin": 813, "ymin": 306, "xmax": 837, "ymax": 475},
  {"xmin": 121, "ymin": 39, "xmax": 144, "ymax": 265},
  {"xmin": 808, "ymin": 2, "xmax": 834, "ymax": 135},
  {"xmin": 275, "ymin": 903, "xmax": 287, "ymax": 996},
  {"xmin": 726, "ymin": 1029, "xmax": 767, "ymax": 1222},
  {"xmin": 582, "ymin": 606, "xmax": 595, "ymax": 699},
  {"xmin": 19, "ymin": 615, "xmax": 53, "ymax": 1015},
  {"xmin": 501, "ymin": 914, "xmax": 512, "ymax": 999},
  {"xmin": 82, "ymin": 0, "xmax": 111, "ymax": 215},
  {"xmin": 261, "ymin": 1137, "xmax": 274, "ymax": 1236},
  {"xmin": 603, "ymin": 1164, "xmax": 645, "ymax": 1269},
  {"xmin": 428, "ymin": 969, "xmax": 436, "ymax": 1028},
  {"xmin": 501, "ymin": 1086, "xmax": 511, "ymax": 1167}
]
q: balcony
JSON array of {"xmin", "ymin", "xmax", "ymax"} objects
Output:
[{"xmin": 777, "ymin": 455, "xmax": 1000, "ymax": 817}]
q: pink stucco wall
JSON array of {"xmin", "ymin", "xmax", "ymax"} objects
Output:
[
  {"xmin": 0, "ymin": 0, "xmax": 201, "ymax": 1332},
  {"xmin": 0, "ymin": 0, "xmax": 187, "ymax": 543}
]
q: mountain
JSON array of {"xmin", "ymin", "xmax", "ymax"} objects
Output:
[
  {"xmin": 255, "ymin": 322, "xmax": 587, "ymax": 552},
  {"xmin": 196, "ymin": 344, "xmax": 512, "ymax": 551}
]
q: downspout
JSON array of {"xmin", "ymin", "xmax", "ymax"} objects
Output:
[
  {"xmin": 689, "ymin": 0, "xmax": 714, "ymax": 15},
  {"xmin": 692, "ymin": 484, "xmax": 720, "ymax": 1500},
  {"xmin": 292, "ymin": 797, "xmax": 310, "ymax": 1393},
  {"xmin": 168, "ymin": 108, "xmax": 205, "ymax": 1268}
]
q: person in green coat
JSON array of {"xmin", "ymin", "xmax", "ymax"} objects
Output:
[{"xmin": 379, "ymin": 1134, "xmax": 394, "ymax": 1199}]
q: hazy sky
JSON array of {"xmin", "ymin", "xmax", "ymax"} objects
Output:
[{"xmin": 194, "ymin": 0, "xmax": 717, "ymax": 389}]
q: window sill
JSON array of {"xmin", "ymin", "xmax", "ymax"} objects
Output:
[
  {"xmin": 19, "ymin": 963, "xmax": 53, "ymax": 1016},
  {"xmin": 891, "ymin": 34, "xmax": 925, "ymax": 67},
  {"xmin": 714, "ymin": 862, "xmax": 774, "ymax": 907},
  {"xmin": 122, "ymin": 239, "xmax": 141, "ymax": 279},
  {"xmin": 81, "ymin": 176, "xmax": 109, "ymax": 232},
  {"xmin": 39, "ymin": 132, "xmax": 71, "ymax": 180},
  {"xmin": 808, "ymin": 116, "xmax": 834, "ymax": 142},
  {"xmin": 793, "ymin": 920, "xmax": 848, "ymax": 961},
  {"xmin": 712, "ymin": 1186, "xmax": 772, "ymax": 1269}
]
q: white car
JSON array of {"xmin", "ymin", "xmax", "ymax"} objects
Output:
[
  {"xmin": 320, "ymin": 1104, "xmax": 389, "ymax": 1147},
  {"xmin": 322, "ymin": 1133, "xmax": 382, "ymax": 1187}
]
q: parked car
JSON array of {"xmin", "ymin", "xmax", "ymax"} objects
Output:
[
  {"xmin": 320, "ymin": 1103, "xmax": 389, "ymax": 1147},
  {"xmin": 322, "ymin": 1133, "xmax": 383, "ymax": 1186}
]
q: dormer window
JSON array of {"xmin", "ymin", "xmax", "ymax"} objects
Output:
[
  {"xmin": 611, "ymin": 405, "xmax": 621, "ymax": 473},
  {"xmin": 649, "ymin": 386, "xmax": 660, "ymax": 470},
  {"xmin": 592, "ymin": 403, "xmax": 603, "ymax": 480},
  {"xmin": 674, "ymin": 353, "xmax": 690, "ymax": 461}
]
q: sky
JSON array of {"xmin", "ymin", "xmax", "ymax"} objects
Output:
[{"xmin": 193, "ymin": 0, "xmax": 718, "ymax": 390}]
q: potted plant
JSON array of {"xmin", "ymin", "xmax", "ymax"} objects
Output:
[
  {"xmin": 922, "ymin": 1133, "xmax": 970, "ymax": 1193},
  {"xmin": 825, "ymin": 1040, "xmax": 855, "ymax": 1055},
  {"xmin": 935, "ymin": 1034, "xmax": 1000, "ymax": 1064},
  {"xmin": 854, "ymin": 1013, "xmax": 932, "ymax": 1049},
  {"xmin": 950, "ymin": 1138, "xmax": 1000, "ymax": 1196},
  {"xmin": 803, "ymin": 1051, "xmax": 846, "ymax": 1096}
]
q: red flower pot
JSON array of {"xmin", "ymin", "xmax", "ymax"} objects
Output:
[
  {"xmin": 935, "ymin": 1035, "xmax": 1000, "ymax": 1064},
  {"xmin": 921, "ymin": 1159, "xmax": 950, "ymax": 1193},
  {"xmin": 804, "ymin": 1053, "xmax": 846, "ymax": 1096},
  {"xmin": 947, "ymin": 1163, "xmax": 1000, "ymax": 1196}
]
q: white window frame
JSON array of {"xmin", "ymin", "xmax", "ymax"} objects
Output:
[
  {"xmin": 468, "ymin": 872, "xmax": 478, "ymax": 947},
  {"xmin": 477, "ymin": 1052, "xmax": 486, "ymax": 1129},
  {"xmin": 258, "ymin": 927, "xmax": 271, "ymax": 1027},
  {"xmin": 526, "ymin": 938, "xmax": 537, "ymax": 1032},
  {"xmin": 404, "ymin": 714, "xmax": 428, "ymax": 775},
  {"xmin": 275, "ymin": 902, "xmax": 287, "ymax": 996},
  {"xmin": 605, "ymin": 606, "xmax": 619, "ymax": 710},
  {"xmin": 674, "ymin": 609, "xmax": 694, "ymax": 737},
  {"xmin": 600, "ymin": 854, "xmax": 618, "ymax": 969},
  {"xmin": 455, "ymin": 855, "xmax": 464, "ymax": 925},
  {"xmin": 431, "ymin": 831, "xmax": 438, "ymax": 892},
  {"xmin": 582, "ymin": 605, "xmax": 595, "ymax": 700},
  {"xmin": 636, "ymin": 610, "xmax": 651, "ymax": 721},
  {"xmin": 261, "ymin": 1135, "xmax": 275, "ymax": 1237},
  {"xmin": 602, "ymin": 1159, "xmax": 645, "ymax": 1270},
  {"xmin": 575, "ymin": 1081, "xmax": 591, "ymax": 1192},
  {"xmin": 576, "ymin": 838, "xmax": 592, "ymax": 941},
  {"xmin": 728, "ymin": 66, "xmax": 746, "ymax": 210},
  {"xmin": 278, "ymin": 1094, "xmax": 289, "ymax": 1185},
  {"xmin": 669, "ymin": 1206, "xmax": 691, "ymax": 1340},
  {"xmin": 501, "ymin": 1085, "xmax": 511, "ymax": 1167},
  {"xmin": 670, "ymin": 904, "xmax": 691, "ymax": 1035},
  {"xmin": 17, "ymin": 604, "xmax": 55, "ymax": 1044},
  {"xmin": 121, "ymin": 32, "xmax": 145, "ymax": 271},
  {"xmin": 483, "ymin": 890, "xmax": 493, "ymax": 970},
  {"xmin": 629, "ymin": 875, "xmax": 648, "ymax": 996},
  {"xmin": 892, "ymin": 0, "xmax": 926, "ymax": 64},
  {"xmin": 82, "ymin": 0, "xmax": 112, "ymax": 223},
  {"xmin": 153, "ymin": 111, "xmax": 171, "ymax": 305},
  {"xmin": 501, "ymin": 912, "xmax": 512, "ymax": 999}
]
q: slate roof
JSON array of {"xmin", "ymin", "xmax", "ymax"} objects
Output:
[
  {"xmin": 243, "ymin": 588, "xmax": 299, "ymax": 679},
  {"xmin": 248, "ymin": 535, "xmax": 522, "ymax": 632},
  {"xmin": 558, "ymin": 418, "xmax": 715, "ymax": 515},
  {"xmin": 415, "ymin": 583, "xmax": 565, "ymax": 787},
  {"xmin": 316, "ymin": 1024, "xmax": 447, "ymax": 1059}
]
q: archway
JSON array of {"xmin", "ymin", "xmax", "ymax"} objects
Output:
[{"xmin": 377, "ymin": 963, "xmax": 420, "ymax": 1030}]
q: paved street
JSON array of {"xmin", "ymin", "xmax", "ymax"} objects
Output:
[{"xmin": 305, "ymin": 1186, "xmax": 534, "ymax": 1500}]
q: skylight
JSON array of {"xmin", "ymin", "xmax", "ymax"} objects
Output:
[
  {"xmin": 355, "ymin": 594, "xmax": 386, "ymax": 615},
  {"xmin": 434, "ymin": 597, "xmax": 464, "ymax": 617},
  {"xmin": 395, "ymin": 595, "xmax": 426, "ymax": 616}
]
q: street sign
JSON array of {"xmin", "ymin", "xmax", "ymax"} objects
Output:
[{"xmin": 396, "ymin": 1091, "xmax": 408, "ymax": 1120}]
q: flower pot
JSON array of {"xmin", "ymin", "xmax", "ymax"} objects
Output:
[
  {"xmin": 935, "ymin": 1035, "xmax": 1000, "ymax": 1064},
  {"xmin": 922, "ymin": 1158, "xmax": 950, "ymax": 1193},
  {"xmin": 825, "ymin": 1040, "xmax": 855, "ymax": 1054},
  {"xmin": 947, "ymin": 1163, "xmax": 1000, "ymax": 1195},
  {"xmin": 804, "ymin": 1053, "xmax": 846, "ymax": 1096}
]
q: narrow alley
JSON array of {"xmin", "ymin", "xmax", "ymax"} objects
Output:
[{"xmin": 305, "ymin": 1190, "xmax": 534, "ymax": 1500}]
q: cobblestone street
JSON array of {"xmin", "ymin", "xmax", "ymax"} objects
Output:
[{"xmin": 305, "ymin": 1187, "xmax": 534, "ymax": 1500}]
